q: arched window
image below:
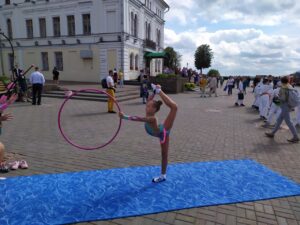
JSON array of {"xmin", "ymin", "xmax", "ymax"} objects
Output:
[
  {"xmin": 130, "ymin": 53, "xmax": 134, "ymax": 70},
  {"xmin": 155, "ymin": 59, "xmax": 158, "ymax": 72},
  {"xmin": 135, "ymin": 55, "xmax": 139, "ymax": 70},
  {"xmin": 130, "ymin": 12, "xmax": 134, "ymax": 35},
  {"xmin": 134, "ymin": 14, "xmax": 138, "ymax": 37},
  {"xmin": 7, "ymin": 19, "xmax": 13, "ymax": 40}
]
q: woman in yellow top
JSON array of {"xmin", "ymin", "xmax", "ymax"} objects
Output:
[{"xmin": 199, "ymin": 75, "xmax": 208, "ymax": 97}]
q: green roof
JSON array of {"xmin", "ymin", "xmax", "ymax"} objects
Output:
[{"xmin": 145, "ymin": 52, "xmax": 166, "ymax": 58}]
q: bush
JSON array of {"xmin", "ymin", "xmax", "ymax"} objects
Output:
[
  {"xmin": 156, "ymin": 74, "xmax": 177, "ymax": 79},
  {"xmin": 184, "ymin": 82, "xmax": 196, "ymax": 91},
  {"xmin": 0, "ymin": 76, "xmax": 11, "ymax": 85}
]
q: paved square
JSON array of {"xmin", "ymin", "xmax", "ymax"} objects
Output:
[{"xmin": 1, "ymin": 85, "xmax": 300, "ymax": 225}]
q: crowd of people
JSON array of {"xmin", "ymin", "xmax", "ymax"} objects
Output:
[{"xmin": 251, "ymin": 75, "xmax": 300, "ymax": 143}]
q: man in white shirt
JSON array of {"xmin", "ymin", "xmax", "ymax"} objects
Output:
[
  {"xmin": 29, "ymin": 66, "xmax": 45, "ymax": 105},
  {"xmin": 106, "ymin": 70, "xmax": 116, "ymax": 113}
]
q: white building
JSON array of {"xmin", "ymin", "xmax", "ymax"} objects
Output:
[{"xmin": 0, "ymin": 0, "xmax": 169, "ymax": 82}]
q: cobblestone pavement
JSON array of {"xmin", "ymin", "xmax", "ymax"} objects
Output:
[{"xmin": 1, "ymin": 85, "xmax": 300, "ymax": 225}]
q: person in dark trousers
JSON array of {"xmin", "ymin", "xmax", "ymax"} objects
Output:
[
  {"xmin": 52, "ymin": 67, "xmax": 60, "ymax": 85},
  {"xmin": 13, "ymin": 65, "xmax": 28, "ymax": 102},
  {"xmin": 140, "ymin": 75, "xmax": 149, "ymax": 104},
  {"xmin": 265, "ymin": 76, "xmax": 299, "ymax": 143},
  {"xmin": 29, "ymin": 67, "xmax": 45, "ymax": 105}
]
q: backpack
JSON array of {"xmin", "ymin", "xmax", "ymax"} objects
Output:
[
  {"xmin": 101, "ymin": 78, "xmax": 108, "ymax": 89},
  {"xmin": 288, "ymin": 89, "xmax": 300, "ymax": 108}
]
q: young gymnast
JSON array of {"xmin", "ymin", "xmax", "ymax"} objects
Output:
[{"xmin": 119, "ymin": 84, "xmax": 177, "ymax": 183}]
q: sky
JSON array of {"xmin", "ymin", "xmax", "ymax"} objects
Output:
[{"xmin": 164, "ymin": 0, "xmax": 300, "ymax": 76}]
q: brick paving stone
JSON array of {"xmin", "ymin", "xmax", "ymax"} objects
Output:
[
  {"xmin": 1, "ymin": 86, "xmax": 300, "ymax": 225},
  {"xmin": 286, "ymin": 219, "xmax": 299, "ymax": 225},
  {"xmin": 176, "ymin": 214, "xmax": 196, "ymax": 223},
  {"xmin": 237, "ymin": 217, "xmax": 257, "ymax": 225},
  {"xmin": 264, "ymin": 205, "xmax": 275, "ymax": 215},
  {"xmin": 246, "ymin": 210, "xmax": 256, "ymax": 220},
  {"xmin": 225, "ymin": 215, "xmax": 237, "ymax": 225},
  {"xmin": 276, "ymin": 217, "xmax": 289, "ymax": 225}
]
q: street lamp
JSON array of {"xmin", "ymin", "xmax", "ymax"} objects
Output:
[{"xmin": 0, "ymin": 28, "xmax": 15, "ymax": 78}]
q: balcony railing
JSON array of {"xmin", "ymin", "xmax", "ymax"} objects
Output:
[{"xmin": 144, "ymin": 39, "xmax": 156, "ymax": 50}]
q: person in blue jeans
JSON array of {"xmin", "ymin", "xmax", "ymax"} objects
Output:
[{"xmin": 140, "ymin": 75, "xmax": 149, "ymax": 104}]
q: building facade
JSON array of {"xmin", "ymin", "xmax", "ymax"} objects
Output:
[{"xmin": 0, "ymin": 0, "xmax": 169, "ymax": 82}]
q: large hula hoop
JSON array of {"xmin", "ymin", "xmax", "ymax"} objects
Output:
[{"xmin": 58, "ymin": 88, "xmax": 122, "ymax": 150}]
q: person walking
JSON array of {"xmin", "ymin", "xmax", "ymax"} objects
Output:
[
  {"xmin": 235, "ymin": 77, "xmax": 245, "ymax": 106},
  {"xmin": 208, "ymin": 75, "xmax": 218, "ymax": 97},
  {"xmin": 294, "ymin": 105, "xmax": 300, "ymax": 128},
  {"xmin": 52, "ymin": 67, "xmax": 60, "ymax": 85},
  {"xmin": 113, "ymin": 68, "xmax": 118, "ymax": 85},
  {"xmin": 265, "ymin": 76, "xmax": 299, "ymax": 143},
  {"xmin": 259, "ymin": 78, "xmax": 272, "ymax": 120},
  {"xmin": 29, "ymin": 67, "xmax": 45, "ymax": 105},
  {"xmin": 13, "ymin": 65, "xmax": 28, "ymax": 102},
  {"xmin": 199, "ymin": 75, "xmax": 208, "ymax": 97},
  {"xmin": 118, "ymin": 69, "xmax": 124, "ymax": 88},
  {"xmin": 226, "ymin": 77, "xmax": 234, "ymax": 95},
  {"xmin": 262, "ymin": 82, "xmax": 282, "ymax": 128},
  {"xmin": 106, "ymin": 70, "xmax": 116, "ymax": 113},
  {"xmin": 140, "ymin": 75, "xmax": 149, "ymax": 104}
]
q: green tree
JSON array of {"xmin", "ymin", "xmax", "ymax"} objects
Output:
[
  {"xmin": 207, "ymin": 69, "xmax": 220, "ymax": 77},
  {"xmin": 194, "ymin": 44, "xmax": 213, "ymax": 74},
  {"xmin": 164, "ymin": 46, "xmax": 182, "ymax": 70}
]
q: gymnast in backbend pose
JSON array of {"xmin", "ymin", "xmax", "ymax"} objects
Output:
[{"xmin": 119, "ymin": 84, "xmax": 177, "ymax": 183}]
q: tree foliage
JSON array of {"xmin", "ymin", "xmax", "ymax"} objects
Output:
[
  {"xmin": 207, "ymin": 69, "xmax": 220, "ymax": 77},
  {"xmin": 194, "ymin": 44, "xmax": 213, "ymax": 74},
  {"xmin": 164, "ymin": 46, "xmax": 182, "ymax": 70}
]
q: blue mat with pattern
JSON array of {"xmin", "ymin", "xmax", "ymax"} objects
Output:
[{"xmin": 1, "ymin": 159, "xmax": 300, "ymax": 225}]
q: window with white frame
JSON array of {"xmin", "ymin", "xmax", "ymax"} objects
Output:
[
  {"xmin": 135, "ymin": 55, "xmax": 139, "ymax": 70},
  {"xmin": 39, "ymin": 18, "xmax": 47, "ymax": 38},
  {"xmin": 158, "ymin": 60, "xmax": 161, "ymax": 73},
  {"xmin": 41, "ymin": 52, "xmax": 49, "ymax": 71},
  {"xmin": 131, "ymin": 12, "xmax": 134, "ymax": 35},
  {"xmin": 156, "ymin": 29, "xmax": 161, "ymax": 47},
  {"xmin": 147, "ymin": 23, "xmax": 151, "ymax": 40},
  {"xmin": 130, "ymin": 53, "xmax": 134, "ymax": 70},
  {"xmin": 26, "ymin": 19, "xmax": 33, "ymax": 38},
  {"xmin": 54, "ymin": 52, "xmax": 63, "ymax": 71},
  {"xmin": 7, "ymin": 19, "xmax": 13, "ymax": 40},
  {"xmin": 145, "ymin": 22, "xmax": 148, "ymax": 39},
  {"xmin": 82, "ymin": 14, "xmax": 91, "ymax": 35},
  {"xmin": 134, "ymin": 14, "xmax": 138, "ymax": 37},
  {"xmin": 67, "ymin": 15, "xmax": 75, "ymax": 36},
  {"xmin": 53, "ymin": 17, "xmax": 61, "ymax": 37}
]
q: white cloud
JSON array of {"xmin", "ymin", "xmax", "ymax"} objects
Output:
[
  {"xmin": 163, "ymin": 0, "xmax": 300, "ymax": 75},
  {"xmin": 164, "ymin": 28, "xmax": 300, "ymax": 75},
  {"xmin": 165, "ymin": 0, "xmax": 300, "ymax": 26}
]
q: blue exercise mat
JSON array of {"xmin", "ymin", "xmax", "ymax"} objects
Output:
[{"xmin": 1, "ymin": 159, "xmax": 300, "ymax": 225}]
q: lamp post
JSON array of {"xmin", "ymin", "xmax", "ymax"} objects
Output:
[{"xmin": 0, "ymin": 28, "xmax": 15, "ymax": 79}]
